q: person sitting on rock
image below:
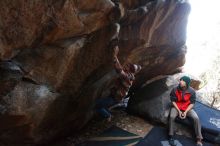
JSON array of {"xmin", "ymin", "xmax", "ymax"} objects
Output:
[
  {"xmin": 168, "ymin": 76, "xmax": 203, "ymax": 146},
  {"xmin": 95, "ymin": 45, "xmax": 141, "ymax": 122}
]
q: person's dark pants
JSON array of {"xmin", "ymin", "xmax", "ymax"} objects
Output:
[{"xmin": 95, "ymin": 97, "xmax": 118, "ymax": 118}]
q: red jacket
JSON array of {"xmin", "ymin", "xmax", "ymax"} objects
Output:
[{"xmin": 170, "ymin": 86, "xmax": 196, "ymax": 111}]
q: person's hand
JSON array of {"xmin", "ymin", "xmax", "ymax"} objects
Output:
[
  {"xmin": 179, "ymin": 111, "xmax": 186, "ymax": 119},
  {"xmin": 182, "ymin": 111, "xmax": 187, "ymax": 119},
  {"xmin": 178, "ymin": 110, "xmax": 183, "ymax": 119},
  {"xmin": 114, "ymin": 46, "xmax": 119, "ymax": 57}
]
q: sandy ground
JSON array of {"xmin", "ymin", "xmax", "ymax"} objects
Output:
[{"xmin": 52, "ymin": 109, "xmax": 153, "ymax": 146}]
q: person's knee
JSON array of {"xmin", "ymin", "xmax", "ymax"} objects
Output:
[
  {"xmin": 193, "ymin": 115, "xmax": 200, "ymax": 123},
  {"xmin": 169, "ymin": 114, "xmax": 176, "ymax": 120}
]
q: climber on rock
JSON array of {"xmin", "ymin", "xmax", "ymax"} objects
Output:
[{"xmin": 95, "ymin": 44, "xmax": 141, "ymax": 122}]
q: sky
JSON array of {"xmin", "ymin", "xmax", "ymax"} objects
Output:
[{"xmin": 184, "ymin": 0, "xmax": 220, "ymax": 76}]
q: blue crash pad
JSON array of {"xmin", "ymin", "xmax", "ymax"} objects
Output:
[
  {"xmin": 175, "ymin": 101, "xmax": 220, "ymax": 144},
  {"xmin": 136, "ymin": 126, "xmax": 213, "ymax": 146}
]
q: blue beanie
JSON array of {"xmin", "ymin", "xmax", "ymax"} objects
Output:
[{"xmin": 180, "ymin": 76, "xmax": 191, "ymax": 87}]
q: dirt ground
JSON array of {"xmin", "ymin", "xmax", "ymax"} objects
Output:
[{"xmin": 52, "ymin": 109, "xmax": 153, "ymax": 146}]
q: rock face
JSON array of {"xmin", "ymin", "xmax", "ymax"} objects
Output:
[
  {"xmin": 0, "ymin": 0, "xmax": 115, "ymax": 59},
  {"xmin": 0, "ymin": 0, "xmax": 191, "ymax": 144},
  {"xmin": 127, "ymin": 76, "xmax": 178, "ymax": 124},
  {"xmin": 127, "ymin": 73, "xmax": 202, "ymax": 125}
]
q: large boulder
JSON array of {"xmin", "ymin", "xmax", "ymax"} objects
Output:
[
  {"xmin": 0, "ymin": 0, "xmax": 191, "ymax": 144},
  {"xmin": 127, "ymin": 75, "xmax": 178, "ymax": 124},
  {"xmin": 0, "ymin": 24, "xmax": 118, "ymax": 144}
]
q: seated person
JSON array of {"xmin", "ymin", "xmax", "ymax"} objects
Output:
[{"xmin": 168, "ymin": 76, "xmax": 203, "ymax": 146}]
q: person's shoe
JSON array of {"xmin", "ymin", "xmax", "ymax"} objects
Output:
[
  {"xmin": 196, "ymin": 139, "xmax": 203, "ymax": 146},
  {"xmin": 168, "ymin": 136, "xmax": 176, "ymax": 146}
]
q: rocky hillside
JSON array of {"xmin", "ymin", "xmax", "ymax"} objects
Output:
[{"xmin": 0, "ymin": 0, "xmax": 190, "ymax": 145}]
